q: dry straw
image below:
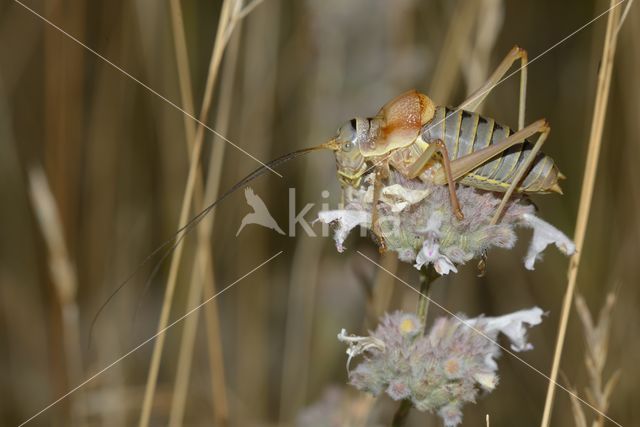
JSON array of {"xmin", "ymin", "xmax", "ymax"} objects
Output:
[
  {"xmin": 167, "ymin": 1, "xmax": 247, "ymax": 425},
  {"xmin": 137, "ymin": 1, "xmax": 261, "ymax": 425},
  {"xmin": 165, "ymin": 0, "xmax": 244, "ymax": 425},
  {"xmin": 568, "ymin": 292, "xmax": 620, "ymax": 427},
  {"xmin": 539, "ymin": 1, "xmax": 633, "ymax": 425},
  {"xmin": 28, "ymin": 168, "xmax": 86, "ymax": 426}
]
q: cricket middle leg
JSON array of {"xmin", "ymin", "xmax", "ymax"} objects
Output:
[{"xmin": 407, "ymin": 139, "xmax": 464, "ymax": 220}]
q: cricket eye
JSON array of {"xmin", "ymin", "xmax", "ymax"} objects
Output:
[{"xmin": 342, "ymin": 141, "xmax": 355, "ymax": 152}]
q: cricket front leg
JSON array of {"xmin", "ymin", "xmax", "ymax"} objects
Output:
[{"xmin": 371, "ymin": 164, "xmax": 389, "ymax": 253}]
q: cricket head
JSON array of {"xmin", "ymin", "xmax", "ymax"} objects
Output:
[
  {"xmin": 327, "ymin": 118, "xmax": 369, "ymax": 188},
  {"xmin": 326, "ymin": 90, "xmax": 436, "ymax": 189}
]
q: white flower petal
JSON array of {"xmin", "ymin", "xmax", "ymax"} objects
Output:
[
  {"xmin": 473, "ymin": 372, "xmax": 498, "ymax": 391},
  {"xmin": 520, "ymin": 213, "xmax": 576, "ymax": 270},
  {"xmin": 316, "ymin": 210, "xmax": 371, "ymax": 252},
  {"xmin": 480, "ymin": 306, "xmax": 545, "ymax": 352},
  {"xmin": 380, "ymin": 184, "xmax": 431, "ymax": 212},
  {"xmin": 433, "ymin": 256, "xmax": 458, "ymax": 275},
  {"xmin": 414, "ymin": 232, "xmax": 458, "ymax": 275},
  {"xmin": 483, "ymin": 352, "xmax": 498, "ymax": 371},
  {"xmin": 337, "ymin": 328, "xmax": 385, "ymax": 372}
]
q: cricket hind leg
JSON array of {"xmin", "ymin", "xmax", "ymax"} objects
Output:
[
  {"xmin": 434, "ymin": 119, "xmax": 550, "ymax": 224},
  {"xmin": 439, "ymin": 119, "xmax": 548, "ymax": 183},
  {"xmin": 489, "ymin": 123, "xmax": 550, "ymax": 225},
  {"xmin": 407, "ymin": 139, "xmax": 464, "ymax": 220},
  {"xmin": 456, "ymin": 45, "xmax": 529, "ymax": 275},
  {"xmin": 458, "ymin": 45, "xmax": 528, "ymax": 131},
  {"xmin": 430, "ymin": 119, "xmax": 549, "ymax": 275}
]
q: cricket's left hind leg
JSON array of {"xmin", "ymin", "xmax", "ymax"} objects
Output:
[
  {"xmin": 489, "ymin": 123, "xmax": 551, "ymax": 225},
  {"xmin": 455, "ymin": 45, "xmax": 530, "ymax": 275},
  {"xmin": 459, "ymin": 45, "xmax": 529, "ymax": 131}
]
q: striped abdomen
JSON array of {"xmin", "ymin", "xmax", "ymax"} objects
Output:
[{"xmin": 421, "ymin": 106, "xmax": 562, "ymax": 193}]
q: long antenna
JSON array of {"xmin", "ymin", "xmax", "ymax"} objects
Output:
[{"xmin": 89, "ymin": 143, "xmax": 333, "ymax": 343}]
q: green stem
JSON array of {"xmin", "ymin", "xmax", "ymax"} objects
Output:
[
  {"xmin": 391, "ymin": 400, "xmax": 413, "ymax": 427},
  {"xmin": 416, "ymin": 266, "xmax": 436, "ymax": 329},
  {"xmin": 391, "ymin": 266, "xmax": 437, "ymax": 426}
]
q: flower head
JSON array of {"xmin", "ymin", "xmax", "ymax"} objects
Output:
[
  {"xmin": 338, "ymin": 308, "xmax": 544, "ymax": 426},
  {"xmin": 317, "ymin": 171, "xmax": 575, "ymax": 274}
]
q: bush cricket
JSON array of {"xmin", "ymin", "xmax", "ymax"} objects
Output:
[{"xmin": 93, "ymin": 45, "xmax": 565, "ymax": 327}]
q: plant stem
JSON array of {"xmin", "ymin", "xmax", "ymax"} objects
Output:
[
  {"xmin": 391, "ymin": 266, "xmax": 437, "ymax": 427},
  {"xmin": 416, "ymin": 266, "xmax": 436, "ymax": 329},
  {"xmin": 539, "ymin": 1, "xmax": 627, "ymax": 426},
  {"xmin": 167, "ymin": 1, "xmax": 245, "ymax": 424},
  {"xmin": 392, "ymin": 400, "xmax": 413, "ymax": 427},
  {"xmin": 137, "ymin": 1, "xmax": 239, "ymax": 425}
]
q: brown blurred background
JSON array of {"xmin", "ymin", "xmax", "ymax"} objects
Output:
[{"xmin": 0, "ymin": 0, "xmax": 638, "ymax": 426}]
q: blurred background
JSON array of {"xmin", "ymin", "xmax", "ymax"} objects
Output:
[{"xmin": 0, "ymin": 0, "xmax": 638, "ymax": 426}]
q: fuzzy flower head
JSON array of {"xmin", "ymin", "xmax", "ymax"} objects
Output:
[
  {"xmin": 317, "ymin": 171, "xmax": 575, "ymax": 274},
  {"xmin": 338, "ymin": 308, "xmax": 544, "ymax": 427}
]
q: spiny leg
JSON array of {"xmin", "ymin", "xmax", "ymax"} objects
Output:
[
  {"xmin": 434, "ymin": 119, "xmax": 548, "ymax": 183},
  {"xmin": 457, "ymin": 45, "xmax": 529, "ymax": 274},
  {"xmin": 489, "ymin": 123, "xmax": 550, "ymax": 225},
  {"xmin": 429, "ymin": 119, "xmax": 548, "ymax": 215},
  {"xmin": 434, "ymin": 119, "xmax": 549, "ymax": 277},
  {"xmin": 371, "ymin": 162, "xmax": 390, "ymax": 252},
  {"xmin": 458, "ymin": 45, "xmax": 528, "ymax": 131},
  {"xmin": 429, "ymin": 118, "xmax": 549, "ymax": 274},
  {"xmin": 407, "ymin": 139, "xmax": 464, "ymax": 220}
]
